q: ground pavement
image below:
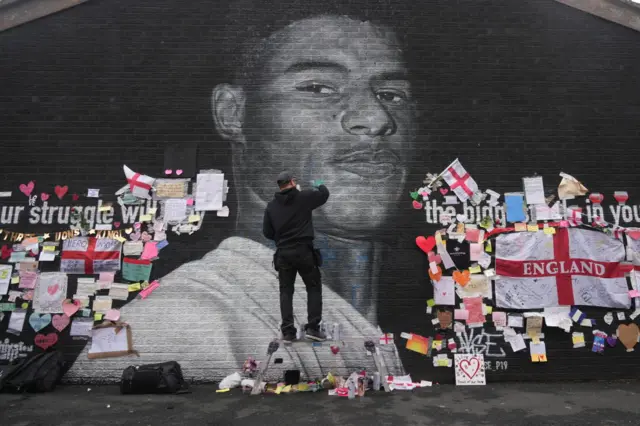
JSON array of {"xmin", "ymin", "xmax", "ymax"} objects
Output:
[{"xmin": 1, "ymin": 381, "xmax": 640, "ymax": 425}]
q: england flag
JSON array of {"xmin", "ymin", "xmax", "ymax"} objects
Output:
[
  {"xmin": 495, "ymin": 228, "xmax": 630, "ymax": 309},
  {"xmin": 441, "ymin": 159, "xmax": 479, "ymax": 203}
]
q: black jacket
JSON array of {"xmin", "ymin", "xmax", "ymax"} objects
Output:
[{"xmin": 263, "ymin": 185, "xmax": 330, "ymax": 248}]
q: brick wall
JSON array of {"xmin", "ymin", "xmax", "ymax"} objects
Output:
[{"xmin": 1, "ymin": 0, "xmax": 639, "ymax": 384}]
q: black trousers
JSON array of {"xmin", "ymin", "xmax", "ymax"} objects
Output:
[{"xmin": 274, "ymin": 243, "xmax": 322, "ymax": 336}]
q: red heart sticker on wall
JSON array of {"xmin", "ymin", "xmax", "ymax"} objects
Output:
[
  {"xmin": 72, "ymin": 193, "xmax": 80, "ymax": 201},
  {"xmin": 1, "ymin": 245, "xmax": 12, "ymax": 260},
  {"xmin": 41, "ymin": 193, "xmax": 50, "ymax": 201},
  {"xmin": 34, "ymin": 333, "xmax": 58, "ymax": 350},
  {"xmin": 416, "ymin": 236, "xmax": 436, "ymax": 254},
  {"xmin": 54, "ymin": 185, "xmax": 69, "ymax": 200}
]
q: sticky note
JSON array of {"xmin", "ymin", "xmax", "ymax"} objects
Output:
[
  {"xmin": 156, "ymin": 240, "xmax": 169, "ymax": 250},
  {"xmin": 186, "ymin": 198, "xmax": 194, "ymax": 206},
  {"xmin": 469, "ymin": 265, "xmax": 482, "ymax": 274},
  {"xmin": 485, "ymin": 240, "xmax": 492, "ymax": 253},
  {"xmin": 128, "ymin": 283, "xmax": 141, "ymax": 292},
  {"xmin": 43, "ymin": 246, "xmax": 56, "ymax": 252},
  {"xmin": 454, "ymin": 309, "xmax": 469, "ymax": 320},
  {"xmin": 148, "ymin": 208, "xmax": 157, "ymax": 215},
  {"xmin": 426, "ymin": 299, "xmax": 436, "ymax": 307},
  {"xmin": 543, "ymin": 227, "xmax": 556, "ymax": 235},
  {"xmin": 188, "ymin": 214, "xmax": 201, "ymax": 223},
  {"xmin": 527, "ymin": 224, "xmax": 539, "ymax": 232},
  {"xmin": 94, "ymin": 313, "xmax": 103, "ymax": 321},
  {"xmin": 11, "ymin": 276, "xmax": 20, "ymax": 284},
  {"xmin": 139, "ymin": 214, "xmax": 152, "ymax": 222},
  {"xmin": 629, "ymin": 290, "xmax": 640, "ymax": 298},
  {"xmin": 514, "ymin": 223, "xmax": 527, "ymax": 232},
  {"xmin": 114, "ymin": 236, "xmax": 127, "ymax": 243}
]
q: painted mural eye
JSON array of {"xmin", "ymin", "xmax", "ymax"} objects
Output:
[
  {"xmin": 376, "ymin": 90, "xmax": 406, "ymax": 104},
  {"xmin": 295, "ymin": 82, "xmax": 337, "ymax": 95}
]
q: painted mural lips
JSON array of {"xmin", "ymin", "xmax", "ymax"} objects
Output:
[{"xmin": 331, "ymin": 150, "xmax": 400, "ymax": 180}]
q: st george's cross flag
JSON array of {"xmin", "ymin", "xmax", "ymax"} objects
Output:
[
  {"xmin": 441, "ymin": 159, "xmax": 479, "ymax": 203},
  {"xmin": 495, "ymin": 228, "xmax": 630, "ymax": 309}
]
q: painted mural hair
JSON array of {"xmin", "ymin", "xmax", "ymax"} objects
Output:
[{"xmin": 219, "ymin": 0, "xmax": 415, "ymax": 86}]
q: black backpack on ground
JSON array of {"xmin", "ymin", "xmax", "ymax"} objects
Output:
[
  {"xmin": 0, "ymin": 351, "xmax": 65, "ymax": 393},
  {"xmin": 120, "ymin": 361, "xmax": 190, "ymax": 394}
]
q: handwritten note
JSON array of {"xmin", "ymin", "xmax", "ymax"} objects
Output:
[
  {"xmin": 195, "ymin": 173, "xmax": 224, "ymax": 211},
  {"xmin": 89, "ymin": 327, "xmax": 128, "ymax": 354},
  {"xmin": 0, "ymin": 265, "xmax": 12, "ymax": 295},
  {"xmin": 155, "ymin": 179, "xmax": 188, "ymax": 198},
  {"xmin": 162, "ymin": 198, "xmax": 187, "ymax": 223},
  {"xmin": 122, "ymin": 258, "xmax": 152, "ymax": 282},
  {"xmin": 523, "ymin": 176, "xmax": 545, "ymax": 205}
]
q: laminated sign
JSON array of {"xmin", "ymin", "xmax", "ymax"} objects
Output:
[{"xmin": 60, "ymin": 237, "xmax": 122, "ymax": 274}]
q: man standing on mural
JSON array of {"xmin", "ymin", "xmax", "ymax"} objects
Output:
[
  {"xmin": 263, "ymin": 171, "xmax": 330, "ymax": 343},
  {"xmin": 68, "ymin": 5, "xmax": 417, "ymax": 382}
]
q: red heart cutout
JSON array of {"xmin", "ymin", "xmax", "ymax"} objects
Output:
[
  {"xmin": 63, "ymin": 299, "xmax": 80, "ymax": 317},
  {"xmin": 54, "ymin": 185, "xmax": 69, "ymax": 200},
  {"xmin": 34, "ymin": 333, "xmax": 58, "ymax": 350},
  {"xmin": 459, "ymin": 357, "xmax": 481, "ymax": 379},
  {"xmin": 47, "ymin": 284, "xmax": 60, "ymax": 295},
  {"xmin": 627, "ymin": 230, "xmax": 640, "ymax": 240},
  {"xmin": 416, "ymin": 236, "xmax": 436, "ymax": 255},
  {"xmin": 72, "ymin": 193, "xmax": 80, "ymax": 201},
  {"xmin": 1, "ymin": 245, "xmax": 12, "ymax": 260},
  {"xmin": 41, "ymin": 192, "xmax": 50, "ymax": 201},
  {"xmin": 330, "ymin": 345, "xmax": 340, "ymax": 355},
  {"xmin": 439, "ymin": 188, "xmax": 448, "ymax": 195}
]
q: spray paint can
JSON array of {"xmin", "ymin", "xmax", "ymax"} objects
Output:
[
  {"xmin": 332, "ymin": 323, "xmax": 341, "ymax": 341},
  {"xmin": 347, "ymin": 379, "xmax": 356, "ymax": 399}
]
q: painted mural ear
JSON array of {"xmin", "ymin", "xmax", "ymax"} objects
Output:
[{"xmin": 212, "ymin": 84, "xmax": 245, "ymax": 142}]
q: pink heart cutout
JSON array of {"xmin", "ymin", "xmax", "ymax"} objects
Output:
[
  {"xmin": 165, "ymin": 169, "xmax": 172, "ymax": 175},
  {"xmin": 130, "ymin": 232, "xmax": 141, "ymax": 242},
  {"xmin": 54, "ymin": 185, "xmax": 69, "ymax": 200},
  {"xmin": 428, "ymin": 252, "xmax": 442, "ymax": 264},
  {"xmin": 19, "ymin": 181, "xmax": 35, "ymax": 197},
  {"xmin": 41, "ymin": 192, "xmax": 50, "ymax": 201},
  {"xmin": 439, "ymin": 188, "xmax": 449, "ymax": 195},
  {"xmin": 627, "ymin": 230, "xmax": 640, "ymax": 240},
  {"xmin": 412, "ymin": 200, "xmax": 422, "ymax": 210},
  {"xmin": 47, "ymin": 284, "xmax": 60, "ymax": 295},
  {"xmin": 416, "ymin": 236, "xmax": 437, "ymax": 255},
  {"xmin": 63, "ymin": 300, "xmax": 80, "ymax": 317},
  {"xmin": 141, "ymin": 232, "xmax": 152, "ymax": 242},
  {"xmin": 114, "ymin": 222, "xmax": 121, "ymax": 228},
  {"xmin": 52, "ymin": 314, "xmax": 70, "ymax": 332},
  {"xmin": 175, "ymin": 169, "xmax": 183, "ymax": 176},
  {"xmin": 34, "ymin": 333, "xmax": 58, "ymax": 350}
]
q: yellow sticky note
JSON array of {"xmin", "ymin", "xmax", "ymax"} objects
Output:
[
  {"xmin": 11, "ymin": 276, "xmax": 19, "ymax": 284},
  {"xmin": 435, "ymin": 232, "xmax": 443, "ymax": 245},
  {"xmin": 572, "ymin": 334, "xmax": 584, "ymax": 345},
  {"xmin": 21, "ymin": 302, "xmax": 29, "ymax": 309},
  {"xmin": 543, "ymin": 227, "xmax": 556, "ymax": 235},
  {"xmin": 485, "ymin": 240, "xmax": 492, "ymax": 253},
  {"xmin": 527, "ymin": 224, "xmax": 539, "ymax": 232},
  {"xmin": 139, "ymin": 214, "xmax": 152, "ymax": 222},
  {"xmin": 281, "ymin": 385, "xmax": 292, "ymax": 393},
  {"xmin": 148, "ymin": 208, "xmax": 158, "ymax": 215},
  {"xmin": 94, "ymin": 313, "xmax": 103, "ymax": 321},
  {"xmin": 0, "ymin": 270, "xmax": 8, "ymax": 280},
  {"xmin": 43, "ymin": 246, "xmax": 56, "ymax": 252},
  {"xmin": 514, "ymin": 223, "xmax": 527, "ymax": 232},
  {"xmin": 128, "ymin": 283, "xmax": 141, "ymax": 292},
  {"xmin": 437, "ymin": 359, "xmax": 449, "ymax": 367},
  {"xmin": 216, "ymin": 388, "xmax": 230, "ymax": 393},
  {"xmin": 99, "ymin": 206, "xmax": 112, "ymax": 212},
  {"xmin": 114, "ymin": 236, "xmax": 127, "ymax": 243},
  {"xmin": 426, "ymin": 299, "xmax": 436, "ymax": 307},
  {"xmin": 297, "ymin": 383, "xmax": 309, "ymax": 392},
  {"xmin": 188, "ymin": 214, "xmax": 201, "ymax": 223},
  {"xmin": 485, "ymin": 306, "xmax": 493, "ymax": 314},
  {"xmin": 469, "ymin": 265, "xmax": 482, "ymax": 274}
]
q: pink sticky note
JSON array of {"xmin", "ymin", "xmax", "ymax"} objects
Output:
[
  {"xmin": 138, "ymin": 280, "xmax": 160, "ymax": 299},
  {"xmin": 140, "ymin": 242, "xmax": 159, "ymax": 260},
  {"xmin": 629, "ymin": 290, "xmax": 640, "ymax": 298},
  {"xmin": 186, "ymin": 198, "xmax": 194, "ymax": 206},
  {"xmin": 105, "ymin": 309, "xmax": 120, "ymax": 321},
  {"xmin": 18, "ymin": 271, "xmax": 38, "ymax": 289},
  {"xmin": 99, "ymin": 272, "xmax": 115, "ymax": 284},
  {"xmin": 454, "ymin": 309, "xmax": 469, "ymax": 320},
  {"xmin": 463, "ymin": 297, "xmax": 486, "ymax": 324},
  {"xmin": 465, "ymin": 229, "xmax": 480, "ymax": 243},
  {"xmin": 469, "ymin": 243, "xmax": 483, "ymax": 261}
]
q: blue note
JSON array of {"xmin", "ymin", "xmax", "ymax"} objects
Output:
[{"xmin": 505, "ymin": 193, "xmax": 526, "ymax": 223}]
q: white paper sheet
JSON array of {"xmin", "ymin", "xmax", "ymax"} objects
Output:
[
  {"xmin": 523, "ymin": 176, "xmax": 545, "ymax": 205},
  {"xmin": 70, "ymin": 318, "xmax": 94, "ymax": 337},
  {"xmin": 0, "ymin": 264, "xmax": 12, "ymax": 295},
  {"xmin": 163, "ymin": 198, "xmax": 188, "ymax": 222},
  {"xmin": 33, "ymin": 273, "xmax": 68, "ymax": 314},
  {"xmin": 7, "ymin": 310, "xmax": 26, "ymax": 335},
  {"xmin": 89, "ymin": 327, "xmax": 128, "ymax": 354},
  {"xmin": 196, "ymin": 173, "xmax": 225, "ymax": 211},
  {"xmin": 433, "ymin": 277, "xmax": 455, "ymax": 305}
]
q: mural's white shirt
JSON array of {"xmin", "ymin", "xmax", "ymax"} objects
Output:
[{"xmin": 66, "ymin": 236, "xmax": 404, "ymax": 382}]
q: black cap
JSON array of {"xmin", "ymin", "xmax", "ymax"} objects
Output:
[{"xmin": 277, "ymin": 170, "xmax": 295, "ymax": 183}]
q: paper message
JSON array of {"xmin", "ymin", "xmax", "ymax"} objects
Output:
[
  {"xmin": 109, "ymin": 283, "xmax": 129, "ymax": 301},
  {"xmin": 163, "ymin": 198, "xmax": 188, "ymax": 222},
  {"xmin": 89, "ymin": 327, "xmax": 129, "ymax": 354},
  {"xmin": 33, "ymin": 273, "xmax": 67, "ymax": 314},
  {"xmin": 155, "ymin": 179, "xmax": 188, "ymax": 198},
  {"xmin": 454, "ymin": 354, "xmax": 486, "ymax": 386},
  {"xmin": 0, "ymin": 265, "xmax": 12, "ymax": 295},
  {"xmin": 196, "ymin": 173, "xmax": 224, "ymax": 211},
  {"xmin": 122, "ymin": 258, "xmax": 152, "ymax": 282},
  {"xmin": 70, "ymin": 318, "xmax": 93, "ymax": 338},
  {"xmin": 93, "ymin": 296, "xmax": 113, "ymax": 313},
  {"xmin": 433, "ymin": 277, "xmax": 455, "ymax": 306},
  {"xmin": 523, "ymin": 176, "xmax": 545, "ymax": 205},
  {"xmin": 505, "ymin": 193, "xmax": 526, "ymax": 223}
]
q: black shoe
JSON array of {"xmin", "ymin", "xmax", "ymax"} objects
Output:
[
  {"xmin": 305, "ymin": 328, "xmax": 327, "ymax": 342},
  {"xmin": 282, "ymin": 334, "xmax": 296, "ymax": 344}
]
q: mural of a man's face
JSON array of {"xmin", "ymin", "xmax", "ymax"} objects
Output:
[{"xmin": 214, "ymin": 15, "xmax": 417, "ymax": 235}]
